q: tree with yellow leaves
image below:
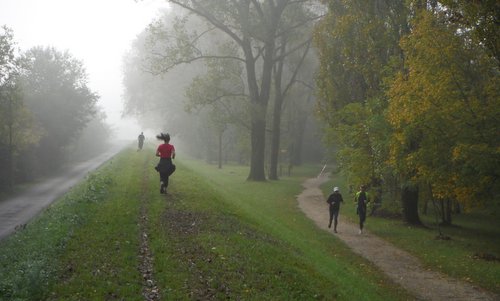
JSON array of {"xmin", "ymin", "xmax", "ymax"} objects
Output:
[
  {"xmin": 314, "ymin": 0, "xmax": 406, "ymax": 183},
  {"xmin": 314, "ymin": 0, "xmax": 422, "ymax": 222},
  {"xmin": 387, "ymin": 10, "xmax": 500, "ymax": 223}
]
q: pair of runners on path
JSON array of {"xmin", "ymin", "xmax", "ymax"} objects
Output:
[{"xmin": 327, "ymin": 185, "xmax": 369, "ymax": 234}]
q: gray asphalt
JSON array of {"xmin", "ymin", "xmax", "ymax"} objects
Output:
[{"xmin": 0, "ymin": 142, "xmax": 128, "ymax": 241}]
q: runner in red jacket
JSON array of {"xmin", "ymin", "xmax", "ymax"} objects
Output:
[{"xmin": 155, "ymin": 133, "xmax": 176, "ymax": 194}]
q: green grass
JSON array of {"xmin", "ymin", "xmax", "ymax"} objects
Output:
[
  {"xmin": 321, "ymin": 170, "xmax": 500, "ymax": 294},
  {"xmin": 149, "ymin": 158, "xmax": 412, "ymax": 300},
  {"xmin": 0, "ymin": 150, "xmax": 413, "ymax": 300},
  {"xmin": 0, "ymin": 153, "xmax": 122, "ymax": 300},
  {"xmin": 47, "ymin": 149, "xmax": 147, "ymax": 300}
]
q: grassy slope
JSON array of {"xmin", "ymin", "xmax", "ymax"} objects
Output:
[
  {"xmin": 0, "ymin": 149, "xmax": 146, "ymax": 301},
  {"xmin": 151, "ymin": 158, "xmax": 412, "ymax": 300},
  {"xmin": 0, "ymin": 149, "xmax": 413, "ymax": 300},
  {"xmin": 321, "ymin": 171, "xmax": 500, "ymax": 294},
  {"xmin": 48, "ymin": 150, "xmax": 147, "ymax": 300}
]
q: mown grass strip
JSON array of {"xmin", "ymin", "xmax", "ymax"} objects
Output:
[
  {"xmin": 0, "ymin": 149, "xmax": 132, "ymax": 301},
  {"xmin": 47, "ymin": 149, "xmax": 148, "ymax": 300},
  {"xmin": 137, "ymin": 149, "xmax": 161, "ymax": 300},
  {"xmin": 321, "ymin": 172, "xmax": 500, "ymax": 294}
]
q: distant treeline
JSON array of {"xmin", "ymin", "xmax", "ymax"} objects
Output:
[{"xmin": 0, "ymin": 26, "xmax": 111, "ymax": 193}]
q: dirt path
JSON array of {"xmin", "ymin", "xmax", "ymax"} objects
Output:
[{"xmin": 297, "ymin": 174, "xmax": 499, "ymax": 301}]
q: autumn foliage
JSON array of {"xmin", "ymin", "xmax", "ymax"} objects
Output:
[{"xmin": 314, "ymin": 1, "xmax": 499, "ymax": 222}]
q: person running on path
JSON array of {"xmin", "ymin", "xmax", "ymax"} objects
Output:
[
  {"xmin": 138, "ymin": 132, "xmax": 145, "ymax": 151},
  {"xmin": 326, "ymin": 186, "xmax": 344, "ymax": 233},
  {"xmin": 355, "ymin": 185, "xmax": 369, "ymax": 234},
  {"xmin": 155, "ymin": 133, "xmax": 175, "ymax": 194}
]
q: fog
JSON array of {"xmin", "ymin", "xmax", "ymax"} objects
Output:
[
  {"xmin": 1, "ymin": 2, "xmax": 498, "ymax": 297},
  {"xmin": 120, "ymin": 2, "xmax": 325, "ymax": 181},
  {"xmin": 0, "ymin": 0, "xmax": 168, "ymax": 139},
  {"xmin": 1, "ymin": 0, "xmax": 325, "ymax": 191}
]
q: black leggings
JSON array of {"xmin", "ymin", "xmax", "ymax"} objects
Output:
[
  {"xmin": 160, "ymin": 172, "xmax": 170, "ymax": 187},
  {"xmin": 157, "ymin": 158, "xmax": 174, "ymax": 189},
  {"xmin": 358, "ymin": 208, "xmax": 366, "ymax": 229},
  {"xmin": 329, "ymin": 206, "xmax": 339, "ymax": 229}
]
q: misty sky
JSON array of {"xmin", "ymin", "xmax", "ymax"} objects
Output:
[{"xmin": 0, "ymin": 0, "xmax": 168, "ymax": 139}]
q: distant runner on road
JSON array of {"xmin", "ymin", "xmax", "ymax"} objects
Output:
[{"xmin": 137, "ymin": 132, "xmax": 145, "ymax": 151}]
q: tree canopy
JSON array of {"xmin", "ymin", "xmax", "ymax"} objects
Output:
[
  {"xmin": 0, "ymin": 28, "xmax": 106, "ymax": 192},
  {"xmin": 124, "ymin": 1, "xmax": 323, "ymax": 178},
  {"xmin": 144, "ymin": 0, "xmax": 322, "ymax": 180},
  {"xmin": 388, "ymin": 10, "xmax": 500, "ymax": 210},
  {"xmin": 19, "ymin": 47, "xmax": 99, "ymax": 169},
  {"xmin": 314, "ymin": 0, "xmax": 500, "ymax": 223}
]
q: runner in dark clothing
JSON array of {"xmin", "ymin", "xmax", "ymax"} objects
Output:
[
  {"xmin": 355, "ymin": 185, "xmax": 369, "ymax": 234},
  {"xmin": 138, "ymin": 132, "xmax": 145, "ymax": 151},
  {"xmin": 155, "ymin": 133, "xmax": 175, "ymax": 194},
  {"xmin": 326, "ymin": 187, "xmax": 344, "ymax": 233}
]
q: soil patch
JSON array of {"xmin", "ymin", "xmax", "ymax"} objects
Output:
[
  {"xmin": 162, "ymin": 208, "xmax": 207, "ymax": 237},
  {"xmin": 138, "ymin": 158, "xmax": 160, "ymax": 301},
  {"xmin": 160, "ymin": 205, "xmax": 232, "ymax": 300}
]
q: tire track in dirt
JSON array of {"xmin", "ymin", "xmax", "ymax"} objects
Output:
[
  {"xmin": 138, "ymin": 155, "xmax": 160, "ymax": 301},
  {"xmin": 297, "ymin": 174, "xmax": 499, "ymax": 301}
]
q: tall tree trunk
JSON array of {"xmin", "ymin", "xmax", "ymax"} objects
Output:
[
  {"xmin": 440, "ymin": 199, "xmax": 446, "ymax": 224},
  {"xmin": 421, "ymin": 182, "xmax": 429, "ymax": 215},
  {"xmin": 453, "ymin": 200, "xmax": 461, "ymax": 214},
  {"xmin": 422, "ymin": 198, "xmax": 428, "ymax": 215},
  {"xmin": 269, "ymin": 43, "xmax": 286, "ymax": 180},
  {"xmin": 401, "ymin": 185, "xmax": 421, "ymax": 225},
  {"xmin": 218, "ymin": 130, "xmax": 223, "ymax": 169},
  {"xmin": 290, "ymin": 112, "xmax": 307, "ymax": 166},
  {"xmin": 248, "ymin": 108, "xmax": 267, "ymax": 180},
  {"xmin": 244, "ymin": 31, "xmax": 275, "ymax": 181},
  {"xmin": 269, "ymin": 96, "xmax": 282, "ymax": 180},
  {"xmin": 439, "ymin": 199, "xmax": 452, "ymax": 225},
  {"xmin": 269, "ymin": 36, "xmax": 310, "ymax": 178},
  {"xmin": 445, "ymin": 199, "xmax": 452, "ymax": 225},
  {"xmin": 7, "ymin": 92, "xmax": 14, "ymax": 191},
  {"xmin": 242, "ymin": 40, "xmax": 268, "ymax": 181}
]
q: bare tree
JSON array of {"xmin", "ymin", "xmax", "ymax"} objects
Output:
[{"xmin": 145, "ymin": 0, "xmax": 322, "ymax": 180}]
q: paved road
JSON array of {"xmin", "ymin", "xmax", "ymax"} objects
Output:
[{"xmin": 0, "ymin": 143, "xmax": 128, "ymax": 241}]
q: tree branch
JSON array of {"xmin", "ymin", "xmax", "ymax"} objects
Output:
[
  {"xmin": 282, "ymin": 39, "xmax": 311, "ymax": 97},
  {"xmin": 295, "ymin": 79, "xmax": 315, "ymax": 90},
  {"xmin": 273, "ymin": 37, "xmax": 312, "ymax": 62},
  {"xmin": 169, "ymin": 0, "xmax": 245, "ymax": 46},
  {"xmin": 145, "ymin": 54, "xmax": 246, "ymax": 75}
]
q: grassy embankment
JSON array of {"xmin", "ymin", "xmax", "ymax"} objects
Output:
[
  {"xmin": 321, "ymin": 172, "xmax": 500, "ymax": 294},
  {"xmin": 0, "ymin": 147, "xmax": 413, "ymax": 300}
]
